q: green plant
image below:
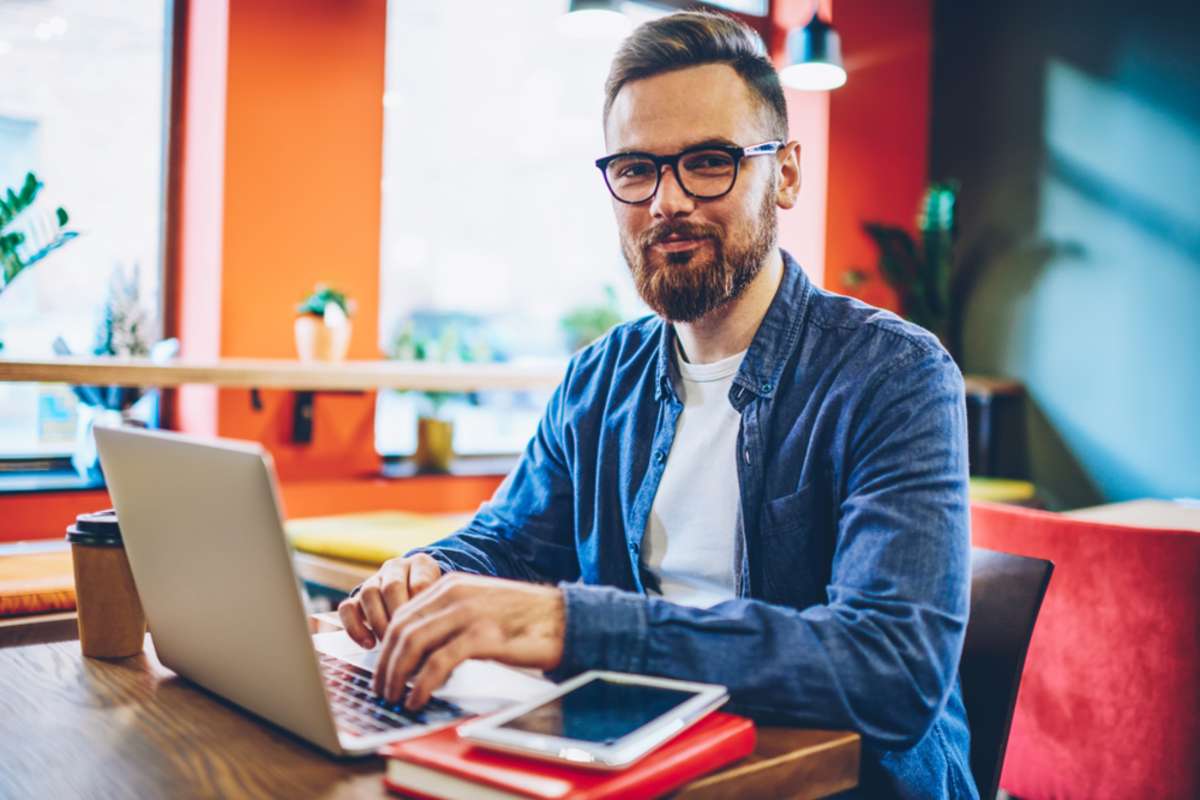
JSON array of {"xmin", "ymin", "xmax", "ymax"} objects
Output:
[
  {"xmin": 390, "ymin": 319, "xmax": 491, "ymax": 419},
  {"xmin": 70, "ymin": 266, "xmax": 158, "ymax": 412},
  {"xmin": 0, "ymin": 171, "xmax": 77, "ymax": 293},
  {"xmin": 560, "ymin": 285, "xmax": 623, "ymax": 352},
  {"xmin": 849, "ymin": 182, "xmax": 958, "ymax": 348},
  {"xmin": 296, "ymin": 283, "xmax": 355, "ymax": 318},
  {"xmin": 94, "ymin": 264, "xmax": 154, "ymax": 358}
]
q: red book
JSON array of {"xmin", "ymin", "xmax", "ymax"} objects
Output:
[{"xmin": 381, "ymin": 711, "xmax": 755, "ymax": 800}]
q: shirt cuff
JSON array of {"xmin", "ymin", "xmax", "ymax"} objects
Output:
[{"xmin": 551, "ymin": 583, "xmax": 648, "ymax": 681}]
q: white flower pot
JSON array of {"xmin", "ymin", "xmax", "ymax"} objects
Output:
[{"xmin": 294, "ymin": 315, "xmax": 352, "ymax": 361}]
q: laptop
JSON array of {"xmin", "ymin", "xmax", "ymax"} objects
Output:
[{"xmin": 93, "ymin": 425, "xmax": 528, "ymax": 757}]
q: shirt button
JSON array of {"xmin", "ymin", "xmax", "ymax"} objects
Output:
[
  {"xmin": 743, "ymin": 448, "xmax": 751, "ymax": 465},
  {"xmin": 654, "ymin": 450, "xmax": 666, "ymax": 464},
  {"xmin": 630, "ymin": 542, "xmax": 640, "ymax": 556},
  {"xmin": 760, "ymin": 382, "xmax": 773, "ymax": 393}
]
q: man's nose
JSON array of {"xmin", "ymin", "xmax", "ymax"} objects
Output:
[{"xmin": 650, "ymin": 164, "xmax": 695, "ymax": 219}]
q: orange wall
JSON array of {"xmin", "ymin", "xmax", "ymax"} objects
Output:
[
  {"xmin": 824, "ymin": 0, "xmax": 932, "ymax": 312},
  {"xmin": 211, "ymin": 0, "xmax": 386, "ymax": 481}
]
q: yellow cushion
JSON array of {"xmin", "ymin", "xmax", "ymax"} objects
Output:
[
  {"xmin": 969, "ymin": 477, "xmax": 1037, "ymax": 504},
  {"xmin": 285, "ymin": 511, "xmax": 472, "ymax": 565}
]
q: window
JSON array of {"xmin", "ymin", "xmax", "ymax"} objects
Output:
[
  {"xmin": 377, "ymin": 2, "xmax": 655, "ymax": 456},
  {"xmin": 0, "ymin": 1, "xmax": 173, "ymax": 460}
]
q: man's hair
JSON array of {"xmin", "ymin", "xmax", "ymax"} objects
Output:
[{"xmin": 603, "ymin": 11, "xmax": 788, "ymax": 140}]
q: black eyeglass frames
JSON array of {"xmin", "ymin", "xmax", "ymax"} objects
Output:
[{"xmin": 594, "ymin": 140, "xmax": 785, "ymax": 204}]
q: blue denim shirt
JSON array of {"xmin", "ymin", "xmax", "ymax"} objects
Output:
[{"xmin": 414, "ymin": 251, "xmax": 977, "ymax": 799}]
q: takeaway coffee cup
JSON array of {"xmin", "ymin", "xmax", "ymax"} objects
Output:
[{"xmin": 66, "ymin": 509, "xmax": 147, "ymax": 658}]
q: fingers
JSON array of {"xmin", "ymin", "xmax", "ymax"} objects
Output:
[
  {"xmin": 350, "ymin": 555, "xmax": 443, "ymax": 648},
  {"xmin": 363, "ymin": 575, "xmax": 567, "ymax": 710},
  {"xmin": 380, "ymin": 553, "xmax": 441, "ymax": 613},
  {"xmin": 407, "ymin": 553, "xmax": 442, "ymax": 596},
  {"xmin": 376, "ymin": 582, "xmax": 465, "ymax": 700},
  {"xmin": 358, "ymin": 577, "xmax": 391, "ymax": 641},
  {"xmin": 377, "ymin": 605, "xmax": 467, "ymax": 704},
  {"xmin": 406, "ymin": 631, "xmax": 476, "ymax": 710},
  {"xmin": 337, "ymin": 595, "xmax": 375, "ymax": 649},
  {"xmin": 380, "ymin": 573, "xmax": 410, "ymax": 618}
]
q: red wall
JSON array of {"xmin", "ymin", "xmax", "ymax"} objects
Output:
[
  {"xmin": 824, "ymin": 0, "xmax": 932, "ymax": 313},
  {"xmin": 770, "ymin": 0, "xmax": 834, "ymax": 286}
]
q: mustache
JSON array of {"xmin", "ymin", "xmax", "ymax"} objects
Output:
[{"xmin": 639, "ymin": 221, "xmax": 722, "ymax": 248}]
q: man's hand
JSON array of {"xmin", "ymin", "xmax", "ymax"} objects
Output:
[
  {"xmin": 371, "ymin": 573, "xmax": 565, "ymax": 710},
  {"xmin": 337, "ymin": 554, "xmax": 443, "ymax": 649}
]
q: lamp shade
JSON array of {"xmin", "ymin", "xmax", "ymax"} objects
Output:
[
  {"xmin": 560, "ymin": 0, "xmax": 633, "ymax": 39},
  {"xmin": 567, "ymin": 0, "xmax": 619, "ymax": 10},
  {"xmin": 780, "ymin": 14, "xmax": 847, "ymax": 91}
]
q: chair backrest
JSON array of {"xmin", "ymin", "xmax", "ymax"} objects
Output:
[
  {"xmin": 962, "ymin": 546, "xmax": 1054, "ymax": 800},
  {"xmin": 970, "ymin": 502, "xmax": 1200, "ymax": 799}
]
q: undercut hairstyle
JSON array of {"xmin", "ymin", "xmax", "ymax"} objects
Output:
[{"xmin": 603, "ymin": 10, "xmax": 789, "ymax": 140}]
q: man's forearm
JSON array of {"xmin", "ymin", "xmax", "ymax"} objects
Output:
[
  {"xmin": 412, "ymin": 523, "xmax": 577, "ymax": 585},
  {"xmin": 554, "ymin": 583, "xmax": 966, "ymax": 752},
  {"xmin": 410, "ymin": 534, "xmax": 533, "ymax": 581}
]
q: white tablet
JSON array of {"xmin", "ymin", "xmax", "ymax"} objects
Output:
[{"xmin": 456, "ymin": 670, "xmax": 728, "ymax": 770}]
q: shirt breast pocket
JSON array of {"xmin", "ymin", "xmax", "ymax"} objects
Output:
[{"xmin": 759, "ymin": 483, "xmax": 830, "ymax": 605}]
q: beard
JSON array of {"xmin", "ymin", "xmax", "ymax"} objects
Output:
[{"xmin": 621, "ymin": 182, "xmax": 778, "ymax": 323}]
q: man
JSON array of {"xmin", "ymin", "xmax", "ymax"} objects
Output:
[{"xmin": 340, "ymin": 12, "xmax": 975, "ymax": 799}]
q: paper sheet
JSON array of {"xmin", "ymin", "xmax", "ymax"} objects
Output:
[{"xmin": 312, "ymin": 630, "xmax": 556, "ymax": 716}]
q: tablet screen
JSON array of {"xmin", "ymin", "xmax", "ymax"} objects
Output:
[{"xmin": 497, "ymin": 677, "xmax": 699, "ymax": 744}]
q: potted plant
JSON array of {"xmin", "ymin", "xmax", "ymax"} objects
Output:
[
  {"xmin": 390, "ymin": 318, "xmax": 490, "ymax": 474},
  {"xmin": 295, "ymin": 283, "xmax": 355, "ymax": 362},
  {"xmin": 70, "ymin": 264, "xmax": 173, "ymax": 480},
  {"xmin": 0, "ymin": 171, "xmax": 78, "ymax": 351},
  {"xmin": 843, "ymin": 182, "xmax": 958, "ymax": 354}
]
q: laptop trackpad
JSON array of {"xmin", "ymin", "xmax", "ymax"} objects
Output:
[{"xmin": 312, "ymin": 630, "xmax": 554, "ymax": 716}]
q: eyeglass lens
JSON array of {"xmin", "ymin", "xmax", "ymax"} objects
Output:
[{"xmin": 605, "ymin": 149, "xmax": 737, "ymax": 203}]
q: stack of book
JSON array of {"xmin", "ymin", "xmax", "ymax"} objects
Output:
[{"xmin": 381, "ymin": 712, "xmax": 755, "ymax": 800}]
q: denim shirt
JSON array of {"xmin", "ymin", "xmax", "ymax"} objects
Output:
[{"xmin": 414, "ymin": 250, "xmax": 977, "ymax": 800}]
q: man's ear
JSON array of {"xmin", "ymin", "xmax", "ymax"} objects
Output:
[{"xmin": 776, "ymin": 141, "xmax": 801, "ymax": 209}]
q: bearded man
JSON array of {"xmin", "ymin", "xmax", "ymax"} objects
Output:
[{"xmin": 340, "ymin": 12, "xmax": 976, "ymax": 799}]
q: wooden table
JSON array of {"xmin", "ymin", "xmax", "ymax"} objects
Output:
[
  {"xmin": 0, "ymin": 552, "xmax": 860, "ymax": 799},
  {"xmin": 1064, "ymin": 498, "xmax": 1200, "ymax": 531}
]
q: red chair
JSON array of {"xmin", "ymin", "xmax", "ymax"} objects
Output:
[{"xmin": 970, "ymin": 501, "xmax": 1200, "ymax": 799}]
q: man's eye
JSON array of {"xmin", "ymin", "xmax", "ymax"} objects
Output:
[
  {"xmin": 683, "ymin": 153, "xmax": 734, "ymax": 173},
  {"xmin": 616, "ymin": 161, "xmax": 653, "ymax": 179}
]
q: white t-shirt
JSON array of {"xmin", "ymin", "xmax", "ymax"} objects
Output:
[{"xmin": 639, "ymin": 338, "xmax": 745, "ymax": 608}]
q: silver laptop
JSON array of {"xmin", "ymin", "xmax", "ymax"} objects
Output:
[{"xmin": 93, "ymin": 425, "xmax": 469, "ymax": 756}]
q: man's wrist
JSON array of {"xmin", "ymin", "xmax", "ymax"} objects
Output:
[{"xmin": 550, "ymin": 583, "xmax": 648, "ymax": 680}]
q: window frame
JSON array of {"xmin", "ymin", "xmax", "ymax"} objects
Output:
[{"xmin": 0, "ymin": 1, "xmax": 181, "ymax": 483}]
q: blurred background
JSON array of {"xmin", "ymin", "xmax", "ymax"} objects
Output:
[{"xmin": 0, "ymin": 0, "xmax": 1197, "ymax": 516}]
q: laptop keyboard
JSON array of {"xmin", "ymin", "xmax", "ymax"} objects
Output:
[{"xmin": 319, "ymin": 653, "xmax": 466, "ymax": 737}]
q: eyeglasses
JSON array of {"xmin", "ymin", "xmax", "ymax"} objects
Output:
[{"xmin": 595, "ymin": 140, "xmax": 784, "ymax": 204}]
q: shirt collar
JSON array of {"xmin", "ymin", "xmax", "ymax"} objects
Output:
[{"xmin": 654, "ymin": 249, "xmax": 813, "ymax": 404}]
